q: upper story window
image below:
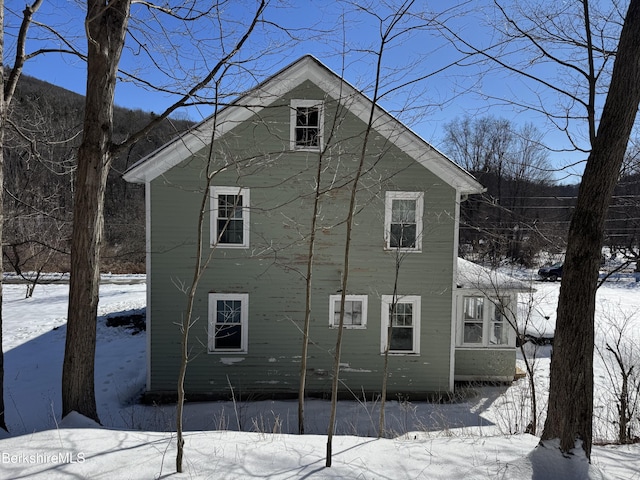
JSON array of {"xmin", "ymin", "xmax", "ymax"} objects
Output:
[
  {"xmin": 458, "ymin": 295, "xmax": 514, "ymax": 347},
  {"xmin": 329, "ymin": 294, "xmax": 368, "ymax": 329},
  {"xmin": 384, "ymin": 192, "xmax": 424, "ymax": 252},
  {"xmin": 290, "ymin": 100, "xmax": 323, "ymax": 151},
  {"xmin": 210, "ymin": 186, "xmax": 250, "ymax": 248},
  {"xmin": 380, "ymin": 295, "xmax": 421, "ymax": 354}
]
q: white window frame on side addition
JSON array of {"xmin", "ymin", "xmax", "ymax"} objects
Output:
[
  {"xmin": 384, "ymin": 191, "xmax": 424, "ymax": 252},
  {"xmin": 380, "ymin": 295, "xmax": 421, "ymax": 354},
  {"xmin": 208, "ymin": 293, "xmax": 249, "ymax": 353},
  {"xmin": 290, "ymin": 99, "xmax": 324, "ymax": 151},
  {"xmin": 457, "ymin": 295, "xmax": 515, "ymax": 348},
  {"xmin": 210, "ymin": 186, "xmax": 250, "ymax": 248},
  {"xmin": 329, "ymin": 294, "xmax": 368, "ymax": 329}
]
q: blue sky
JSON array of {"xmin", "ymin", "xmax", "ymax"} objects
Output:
[{"xmin": 7, "ymin": 0, "xmax": 611, "ymax": 182}]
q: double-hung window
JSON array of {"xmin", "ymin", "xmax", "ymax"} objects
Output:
[
  {"xmin": 290, "ymin": 100, "xmax": 323, "ymax": 150},
  {"xmin": 211, "ymin": 186, "xmax": 250, "ymax": 248},
  {"xmin": 208, "ymin": 293, "xmax": 248, "ymax": 353},
  {"xmin": 329, "ymin": 295, "xmax": 367, "ymax": 329},
  {"xmin": 384, "ymin": 192, "xmax": 424, "ymax": 252},
  {"xmin": 459, "ymin": 295, "xmax": 513, "ymax": 347},
  {"xmin": 381, "ymin": 295, "xmax": 421, "ymax": 354}
]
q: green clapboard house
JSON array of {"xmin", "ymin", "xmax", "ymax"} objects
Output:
[{"xmin": 124, "ymin": 55, "xmax": 524, "ymax": 401}]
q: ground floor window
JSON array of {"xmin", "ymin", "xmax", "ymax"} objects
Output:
[
  {"xmin": 329, "ymin": 294, "xmax": 368, "ymax": 328},
  {"xmin": 380, "ymin": 295, "xmax": 421, "ymax": 354},
  {"xmin": 208, "ymin": 293, "xmax": 248, "ymax": 353},
  {"xmin": 458, "ymin": 294, "xmax": 514, "ymax": 347}
]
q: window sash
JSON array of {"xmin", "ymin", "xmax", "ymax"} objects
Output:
[
  {"xmin": 459, "ymin": 295, "xmax": 512, "ymax": 347},
  {"xmin": 329, "ymin": 295, "xmax": 367, "ymax": 328},
  {"xmin": 463, "ymin": 296, "xmax": 484, "ymax": 344},
  {"xmin": 217, "ymin": 194, "xmax": 244, "ymax": 244},
  {"xmin": 209, "ymin": 294, "xmax": 248, "ymax": 353},
  {"xmin": 295, "ymin": 107, "xmax": 320, "ymax": 147},
  {"xmin": 290, "ymin": 100, "xmax": 323, "ymax": 150},
  {"xmin": 384, "ymin": 192, "xmax": 423, "ymax": 251},
  {"xmin": 211, "ymin": 187, "xmax": 249, "ymax": 248},
  {"xmin": 489, "ymin": 300, "xmax": 510, "ymax": 345},
  {"xmin": 381, "ymin": 295, "xmax": 420, "ymax": 354}
]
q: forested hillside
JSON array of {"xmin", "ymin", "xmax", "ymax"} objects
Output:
[{"xmin": 4, "ymin": 73, "xmax": 192, "ymax": 274}]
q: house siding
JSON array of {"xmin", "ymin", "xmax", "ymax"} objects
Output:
[
  {"xmin": 147, "ymin": 80, "xmax": 459, "ymax": 398},
  {"xmin": 454, "ymin": 349, "xmax": 517, "ymax": 381}
]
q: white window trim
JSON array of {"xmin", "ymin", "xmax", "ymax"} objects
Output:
[
  {"xmin": 208, "ymin": 293, "xmax": 249, "ymax": 354},
  {"xmin": 210, "ymin": 186, "xmax": 250, "ymax": 248},
  {"xmin": 380, "ymin": 295, "xmax": 421, "ymax": 355},
  {"xmin": 457, "ymin": 294, "xmax": 516, "ymax": 348},
  {"xmin": 290, "ymin": 99, "xmax": 324, "ymax": 151},
  {"xmin": 384, "ymin": 191, "xmax": 424, "ymax": 252},
  {"xmin": 329, "ymin": 294, "xmax": 368, "ymax": 329}
]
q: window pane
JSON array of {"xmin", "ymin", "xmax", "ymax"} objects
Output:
[
  {"xmin": 217, "ymin": 300, "xmax": 241, "ymax": 323},
  {"xmin": 389, "ymin": 302, "xmax": 414, "ymax": 350},
  {"xmin": 490, "ymin": 322, "xmax": 509, "ymax": 345},
  {"xmin": 464, "ymin": 322, "xmax": 483, "ymax": 343},
  {"xmin": 390, "ymin": 327, "xmax": 413, "ymax": 350},
  {"xmin": 391, "ymin": 199, "xmax": 416, "ymax": 223},
  {"xmin": 390, "ymin": 224, "xmax": 417, "ymax": 248},
  {"xmin": 334, "ymin": 299, "xmax": 362, "ymax": 326},
  {"xmin": 219, "ymin": 195, "xmax": 243, "ymax": 219},
  {"xmin": 215, "ymin": 324, "xmax": 242, "ymax": 349},
  {"xmin": 218, "ymin": 219, "xmax": 243, "ymax": 244},
  {"xmin": 295, "ymin": 127, "xmax": 319, "ymax": 147},
  {"xmin": 390, "ymin": 302, "xmax": 413, "ymax": 326},
  {"xmin": 463, "ymin": 297, "xmax": 483, "ymax": 320}
]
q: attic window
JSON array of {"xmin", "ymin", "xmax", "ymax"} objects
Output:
[{"xmin": 290, "ymin": 100, "xmax": 323, "ymax": 150}]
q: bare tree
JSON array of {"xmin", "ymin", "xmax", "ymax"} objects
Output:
[
  {"xmin": 443, "ymin": 115, "xmax": 553, "ymax": 265},
  {"xmin": 540, "ymin": 0, "xmax": 640, "ymax": 458},
  {"xmin": 595, "ymin": 307, "xmax": 640, "ymax": 444},
  {"xmin": 62, "ymin": 0, "xmax": 270, "ymax": 423},
  {"xmin": 62, "ymin": 0, "xmax": 132, "ymax": 423},
  {"xmin": 325, "ymin": 0, "xmax": 420, "ymax": 466},
  {"xmin": 434, "ymin": 0, "xmax": 640, "ymax": 458},
  {"xmin": 0, "ymin": 0, "xmax": 44, "ymax": 432},
  {"xmin": 298, "ymin": 92, "xmax": 348, "ymax": 435}
]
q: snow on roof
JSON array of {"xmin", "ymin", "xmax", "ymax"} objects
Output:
[{"xmin": 456, "ymin": 258, "xmax": 532, "ymax": 292}]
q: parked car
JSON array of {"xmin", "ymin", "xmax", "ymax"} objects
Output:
[{"xmin": 538, "ymin": 262, "xmax": 563, "ymax": 281}]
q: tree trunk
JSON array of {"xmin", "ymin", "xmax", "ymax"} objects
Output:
[
  {"xmin": 62, "ymin": 0, "xmax": 131, "ymax": 422},
  {"xmin": 0, "ymin": 1, "xmax": 6, "ymax": 431},
  {"xmin": 541, "ymin": 0, "xmax": 640, "ymax": 459},
  {"xmin": 298, "ymin": 152, "xmax": 323, "ymax": 435}
]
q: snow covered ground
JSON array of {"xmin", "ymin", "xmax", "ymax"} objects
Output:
[{"xmin": 0, "ymin": 277, "xmax": 639, "ymax": 478}]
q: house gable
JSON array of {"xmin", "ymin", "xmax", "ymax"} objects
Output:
[{"xmin": 124, "ymin": 56, "xmax": 483, "ymax": 196}]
